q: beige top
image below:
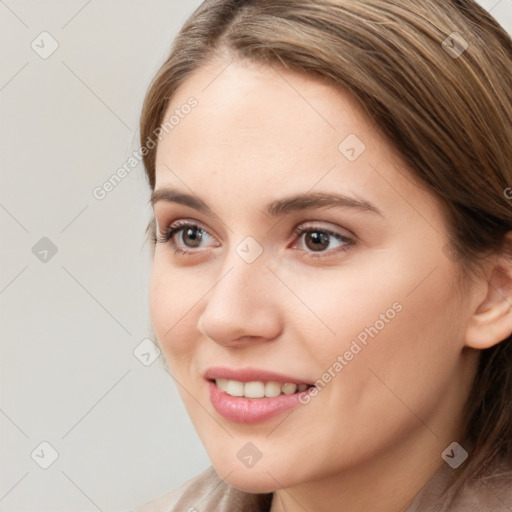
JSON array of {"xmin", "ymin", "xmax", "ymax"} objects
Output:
[{"xmin": 132, "ymin": 457, "xmax": 512, "ymax": 511}]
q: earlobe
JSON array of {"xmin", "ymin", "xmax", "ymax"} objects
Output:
[{"xmin": 465, "ymin": 256, "xmax": 512, "ymax": 350}]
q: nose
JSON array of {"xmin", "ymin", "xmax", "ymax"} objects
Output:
[{"xmin": 197, "ymin": 257, "xmax": 283, "ymax": 347}]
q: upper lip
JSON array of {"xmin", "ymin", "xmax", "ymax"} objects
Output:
[{"xmin": 204, "ymin": 366, "xmax": 314, "ymax": 385}]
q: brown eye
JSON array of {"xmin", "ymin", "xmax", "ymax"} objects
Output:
[
  {"xmin": 179, "ymin": 226, "xmax": 204, "ymax": 248},
  {"xmin": 303, "ymin": 231, "xmax": 331, "ymax": 252},
  {"xmin": 156, "ymin": 220, "xmax": 215, "ymax": 254},
  {"xmin": 292, "ymin": 224, "xmax": 355, "ymax": 259}
]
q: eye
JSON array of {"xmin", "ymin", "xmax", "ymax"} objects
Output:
[
  {"xmin": 291, "ymin": 224, "xmax": 355, "ymax": 259},
  {"xmin": 155, "ymin": 220, "xmax": 217, "ymax": 255},
  {"xmin": 155, "ymin": 219, "xmax": 355, "ymax": 259}
]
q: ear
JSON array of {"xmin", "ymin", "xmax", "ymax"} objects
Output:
[{"xmin": 465, "ymin": 244, "xmax": 512, "ymax": 350}]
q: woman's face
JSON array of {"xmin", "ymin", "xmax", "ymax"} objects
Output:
[{"xmin": 149, "ymin": 56, "xmax": 481, "ymax": 493}]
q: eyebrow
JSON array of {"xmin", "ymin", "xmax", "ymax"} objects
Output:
[{"xmin": 150, "ymin": 187, "xmax": 382, "ymax": 217}]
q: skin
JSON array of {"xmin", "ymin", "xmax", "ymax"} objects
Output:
[{"xmin": 149, "ymin": 55, "xmax": 511, "ymax": 512}]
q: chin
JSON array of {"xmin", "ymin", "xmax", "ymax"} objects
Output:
[
  {"xmin": 208, "ymin": 451, "xmax": 311, "ymax": 494},
  {"xmin": 218, "ymin": 466, "xmax": 283, "ymax": 494}
]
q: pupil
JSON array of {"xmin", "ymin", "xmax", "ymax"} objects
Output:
[
  {"xmin": 184, "ymin": 227, "xmax": 202, "ymax": 247},
  {"xmin": 306, "ymin": 232, "xmax": 328, "ymax": 251}
]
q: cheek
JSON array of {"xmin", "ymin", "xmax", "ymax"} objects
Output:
[
  {"xmin": 281, "ymin": 255, "xmax": 410, "ymax": 358},
  {"xmin": 323, "ymin": 262, "xmax": 463, "ymax": 427},
  {"xmin": 301, "ymin": 249, "xmax": 459, "ymax": 356},
  {"xmin": 149, "ymin": 258, "xmax": 200, "ymax": 362},
  {"xmin": 291, "ymin": 250, "xmax": 463, "ymax": 397}
]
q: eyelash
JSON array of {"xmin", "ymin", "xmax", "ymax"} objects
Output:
[{"xmin": 155, "ymin": 220, "xmax": 355, "ymax": 259}]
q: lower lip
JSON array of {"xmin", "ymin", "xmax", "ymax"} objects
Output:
[{"xmin": 207, "ymin": 380, "xmax": 309, "ymax": 424}]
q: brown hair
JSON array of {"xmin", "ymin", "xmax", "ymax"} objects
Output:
[{"xmin": 139, "ymin": 0, "xmax": 512, "ymax": 504}]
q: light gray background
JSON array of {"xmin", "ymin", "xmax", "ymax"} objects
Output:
[{"xmin": 1, "ymin": 1, "xmax": 510, "ymax": 511}]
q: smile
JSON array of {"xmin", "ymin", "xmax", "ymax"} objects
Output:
[
  {"xmin": 214, "ymin": 378, "xmax": 311, "ymax": 398},
  {"xmin": 204, "ymin": 367, "xmax": 316, "ymax": 423}
]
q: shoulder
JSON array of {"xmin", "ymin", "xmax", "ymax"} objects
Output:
[
  {"xmin": 450, "ymin": 458, "xmax": 512, "ymax": 511},
  {"xmin": 408, "ymin": 454, "xmax": 512, "ymax": 512},
  {"xmin": 131, "ymin": 465, "xmax": 273, "ymax": 512}
]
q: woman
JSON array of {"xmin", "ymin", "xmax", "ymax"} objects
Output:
[{"xmin": 133, "ymin": 0, "xmax": 512, "ymax": 510}]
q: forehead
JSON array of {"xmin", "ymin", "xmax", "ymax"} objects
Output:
[
  {"xmin": 155, "ymin": 56, "xmax": 373, "ymax": 179},
  {"xmin": 152, "ymin": 56, "xmax": 446, "ymax": 232}
]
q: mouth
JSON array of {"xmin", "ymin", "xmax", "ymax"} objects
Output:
[
  {"xmin": 209, "ymin": 378, "xmax": 314, "ymax": 398},
  {"xmin": 204, "ymin": 367, "xmax": 317, "ymax": 424}
]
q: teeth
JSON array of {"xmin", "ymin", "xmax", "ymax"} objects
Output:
[
  {"xmin": 215, "ymin": 379, "xmax": 309, "ymax": 398},
  {"xmin": 244, "ymin": 381, "xmax": 265, "ymax": 398},
  {"xmin": 264, "ymin": 381, "xmax": 282, "ymax": 397},
  {"xmin": 225, "ymin": 379, "xmax": 244, "ymax": 397},
  {"xmin": 281, "ymin": 383, "xmax": 297, "ymax": 394},
  {"xmin": 216, "ymin": 378, "xmax": 229, "ymax": 392}
]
